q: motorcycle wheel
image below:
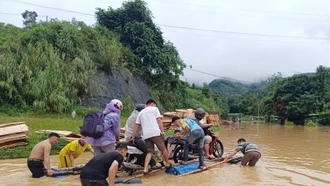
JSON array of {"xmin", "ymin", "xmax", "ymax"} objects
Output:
[
  {"xmin": 172, "ymin": 145, "xmax": 184, "ymax": 164},
  {"xmin": 212, "ymin": 139, "xmax": 224, "ymax": 158}
]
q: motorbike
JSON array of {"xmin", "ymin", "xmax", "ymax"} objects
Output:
[
  {"xmin": 172, "ymin": 127, "xmax": 224, "ymax": 163},
  {"xmin": 121, "ymin": 142, "xmax": 164, "ymax": 176}
]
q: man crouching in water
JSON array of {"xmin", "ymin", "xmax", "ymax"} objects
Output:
[
  {"xmin": 223, "ymin": 138, "xmax": 261, "ymax": 166},
  {"xmin": 27, "ymin": 132, "xmax": 60, "ymax": 178},
  {"xmin": 80, "ymin": 143, "xmax": 128, "ymax": 186}
]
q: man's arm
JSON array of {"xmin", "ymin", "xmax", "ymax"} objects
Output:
[
  {"xmin": 180, "ymin": 126, "xmax": 190, "ymax": 138},
  {"xmin": 43, "ymin": 144, "xmax": 52, "ymax": 176},
  {"xmin": 223, "ymin": 151, "xmax": 238, "ymax": 162},
  {"xmin": 157, "ymin": 118, "xmax": 164, "ymax": 133},
  {"xmin": 131, "ymin": 124, "xmax": 139, "ymax": 143},
  {"xmin": 89, "ymin": 149, "xmax": 94, "ymax": 155},
  {"xmin": 108, "ymin": 160, "xmax": 119, "ymax": 186},
  {"xmin": 202, "ymin": 124, "xmax": 213, "ymax": 128},
  {"xmin": 69, "ymin": 151, "xmax": 75, "ymax": 167}
]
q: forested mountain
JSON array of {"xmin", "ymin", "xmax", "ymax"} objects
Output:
[
  {"xmin": 0, "ymin": 0, "xmax": 227, "ymax": 115},
  {"xmin": 209, "ymin": 69, "xmax": 330, "ymax": 125}
]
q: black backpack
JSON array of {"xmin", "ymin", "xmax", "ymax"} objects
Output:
[{"xmin": 80, "ymin": 112, "xmax": 106, "ymax": 139}]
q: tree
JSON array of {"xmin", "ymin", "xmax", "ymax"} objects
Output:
[
  {"xmin": 21, "ymin": 10, "xmax": 38, "ymax": 27},
  {"xmin": 201, "ymin": 83, "xmax": 211, "ymax": 98},
  {"xmin": 96, "ymin": 0, "xmax": 185, "ymax": 83}
]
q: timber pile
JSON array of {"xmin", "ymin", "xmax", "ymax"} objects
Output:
[
  {"xmin": 35, "ymin": 130, "xmax": 82, "ymax": 142},
  {"xmin": 206, "ymin": 112, "xmax": 220, "ymax": 126},
  {"xmin": 0, "ymin": 122, "xmax": 29, "ymax": 149},
  {"xmin": 162, "ymin": 109, "xmax": 220, "ymax": 130},
  {"xmin": 36, "ymin": 128, "xmax": 126, "ymax": 142}
]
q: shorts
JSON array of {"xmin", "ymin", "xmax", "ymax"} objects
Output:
[
  {"xmin": 204, "ymin": 135, "xmax": 212, "ymax": 145},
  {"xmin": 241, "ymin": 151, "xmax": 261, "ymax": 166},
  {"xmin": 80, "ymin": 179, "xmax": 109, "ymax": 186},
  {"xmin": 59, "ymin": 154, "xmax": 72, "ymax": 168},
  {"xmin": 145, "ymin": 135, "xmax": 166, "ymax": 154},
  {"xmin": 93, "ymin": 144, "xmax": 116, "ymax": 156},
  {"xmin": 27, "ymin": 160, "xmax": 44, "ymax": 178}
]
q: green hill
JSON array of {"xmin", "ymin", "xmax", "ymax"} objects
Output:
[{"xmin": 209, "ymin": 79, "xmax": 268, "ymax": 96}]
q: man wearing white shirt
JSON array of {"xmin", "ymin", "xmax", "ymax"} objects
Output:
[{"xmin": 131, "ymin": 99, "xmax": 171, "ymax": 174}]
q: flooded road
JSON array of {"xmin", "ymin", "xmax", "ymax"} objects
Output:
[{"xmin": 0, "ymin": 122, "xmax": 329, "ymax": 186}]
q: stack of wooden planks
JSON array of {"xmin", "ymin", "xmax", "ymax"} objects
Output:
[
  {"xmin": 35, "ymin": 130, "xmax": 82, "ymax": 142},
  {"xmin": 162, "ymin": 109, "xmax": 220, "ymax": 130},
  {"xmin": 0, "ymin": 122, "xmax": 29, "ymax": 149},
  {"xmin": 36, "ymin": 128, "xmax": 126, "ymax": 142}
]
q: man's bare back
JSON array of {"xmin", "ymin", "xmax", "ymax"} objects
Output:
[{"xmin": 29, "ymin": 139, "xmax": 51, "ymax": 160}]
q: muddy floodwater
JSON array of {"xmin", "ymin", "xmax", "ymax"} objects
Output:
[{"xmin": 0, "ymin": 122, "xmax": 330, "ymax": 186}]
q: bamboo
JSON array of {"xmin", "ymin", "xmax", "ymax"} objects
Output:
[{"xmin": 176, "ymin": 156, "xmax": 242, "ymax": 177}]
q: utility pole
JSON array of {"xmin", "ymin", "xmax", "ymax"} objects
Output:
[{"xmin": 46, "ymin": 16, "xmax": 48, "ymax": 22}]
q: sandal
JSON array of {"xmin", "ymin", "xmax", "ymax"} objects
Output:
[{"xmin": 199, "ymin": 166, "xmax": 209, "ymax": 170}]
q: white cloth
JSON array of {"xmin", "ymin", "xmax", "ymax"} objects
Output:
[
  {"xmin": 135, "ymin": 106, "xmax": 162, "ymax": 140},
  {"xmin": 124, "ymin": 110, "xmax": 141, "ymax": 140}
]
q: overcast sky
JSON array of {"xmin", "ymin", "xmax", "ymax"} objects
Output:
[{"xmin": 1, "ymin": 0, "xmax": 330, "ymax": 85}]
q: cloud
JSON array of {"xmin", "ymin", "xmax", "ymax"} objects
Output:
[{"xmin": 1, "ymin": 0, "xmax": 330, "ymax": 84}]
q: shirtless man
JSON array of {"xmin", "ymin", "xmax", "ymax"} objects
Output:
[{"xmin": 27, "ymin": 132, "xmax": 60, "ymax": 178}]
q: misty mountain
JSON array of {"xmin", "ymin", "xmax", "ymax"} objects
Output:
[{"xmin": 209, "ymin": 79, "xmax": 268, "ymax": 96}]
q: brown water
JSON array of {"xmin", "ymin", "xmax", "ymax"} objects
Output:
[{"xmin": 1, "ymin": 122, "xmax": 330, "ymax": 186}]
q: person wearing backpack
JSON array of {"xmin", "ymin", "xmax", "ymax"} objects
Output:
[{"xmin": 85, "ymin": 99, "xmax": 123, "ymax": 156}]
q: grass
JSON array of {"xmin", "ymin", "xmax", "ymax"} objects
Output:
[{"xmin": 0, "ymin": 114, "xmax": 128, "ymax": 159}]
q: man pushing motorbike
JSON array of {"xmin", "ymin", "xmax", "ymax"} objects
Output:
[
  {"xmin": 124, "ymin": 104, "xmax": 160, "ymax": 170},
  {"xmin": 172, "ymin": 116, "xmax": 208, "ymax": 170},
  {"xmin": 188, "ymin": 108, "xmax": 216, "ymax": 159}
]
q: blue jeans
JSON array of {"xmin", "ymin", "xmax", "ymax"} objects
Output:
[{"xmin": 183, "ymin": 129, "xmax": 205, "ymax": 167}]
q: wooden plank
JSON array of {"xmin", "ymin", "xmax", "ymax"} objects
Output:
[
  {"xmin": 0, "ymin": 124, "xmax": 29, "ymax": 136},
  {"xmin": 163, "ymin": 112, "xmax": 177, "ymax": 116},
  {"xmin": 66, "ymin": 132, "xmax": 81, "ymax": 138},
  {"xmin": 0, "ymin": 141, "xmax": 28, "ymax": 149},
  {"xmin": 63, "ymin": 137, "xmax": 79, "ymax": 142},
  {"xmin": 0, "ymin": 122, "xmax": 26, "ymax": 128},
  {"xmin": 0, "ymin": 133, "xmax": 28, "ymax": 144},
  {"xmin": 162, "ymin": 119, "xmax": 172, "ymax": 123},
  {"xmin": 35, "ymin": 130, "xmax": 74, "ymax": 137}
]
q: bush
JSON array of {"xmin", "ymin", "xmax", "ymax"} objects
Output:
[
  {"xmin": 318, "ymin": 111, "xmax": 330, "ymax": 126},
  {"xmin": 285, "ymin": 121, "xmax": 294, "ymax": 126},
  {"xmin": 306, "ymin": 121, "xmax": 317, "ymax": 127}
]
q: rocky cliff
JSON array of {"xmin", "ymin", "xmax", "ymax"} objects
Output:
[{"xmin": 82, "ymin": 68, "xmax": 155, "ymax": 109}]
